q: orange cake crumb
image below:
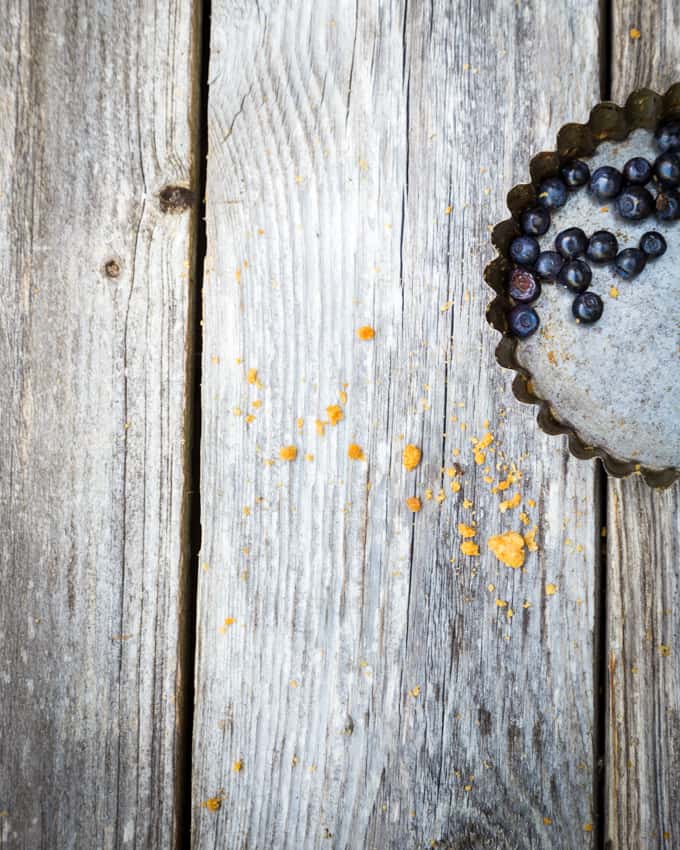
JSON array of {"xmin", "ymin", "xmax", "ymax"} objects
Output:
[
  {"xmin": 357, "ymin": 325, "xmax": 375, "ymax": 340},
  {"xmin": 315, "ymin": 419, "xmax": 326, "ymax": 436},
  {"xmin": 339, "ymin": 390, "xmax": 348, "ymax": 405},
  {"xmin": 524, "ymin": 526, "xmax": 539, "ymax": 552},
  {"xmin": 629, "ymin": 26, "xmax": 641, "ymax": 39},
  {"xmin": 246, "ymin": 367, "xmax": 258, "ymax": 384},
  {"xmin": 488, "ymin": 531, "xmax": 525, "ymax": 568},
  {"xmin": 279, "ymin": 445, "xmax": 297, "ymax": 461},
  {"xmin": 402, "ymin": 444, "xmax": 422, "ymax": 470},
  {"xmin": 499, "ymin": 491, "xmax": 521, "ymax": 513},
  {"xmin": 327, "ymin": 404, "xmax": 344, "ymax": 425},
  {"xmin": 406, "ymin": 496, "xmax": 422, "ymax": 513},
  {"xmin": 461, "ymin": 540, "xmax": 480, "ymax": 556},
  {"xmin": 458, "ymin": 523, "xmax": 476, "ymax": 538},
  {"xmin": 348, "ymin": 443, "xmax": 365, "ymax": 461},
  {"xmin": 203, "ymin": 797, "xmax": 222, "ymax": 812}
]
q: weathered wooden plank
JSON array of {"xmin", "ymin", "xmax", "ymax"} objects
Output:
[
  {"xmin": 606, "ymin": 5, "xmax": 680, "ymax": 847},
  {"xmin": 0, "ymin": 2, "xmax": 199, "ymax": 847},
  {"xmin": 193, "ymin": 2, "xmax": 602, "ymax": 848}
]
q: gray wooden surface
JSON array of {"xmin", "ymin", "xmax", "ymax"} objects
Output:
[
  {"xmin": 1, "ymin": 2, "xmax": 679, "ymax": 849},
  {"xmin": 606, "ymin": 4, "xmax": 680, "ymax": 848},
  {"xmin": 0, "ymin": 2, "xmax": 198, "ymax": 848},
  {"xmin": 192, "ymin": 2, "xmax": 601, "ymax": 848}
]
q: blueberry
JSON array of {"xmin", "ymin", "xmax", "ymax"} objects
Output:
[
  {"xmin": 560, "ymin": 159, "xmax": 590, "ymax": 189},
  {"xmin": 508, "ymin": 268, "xmax": 541, "ymax": 303},
  {"xmin": 536, "ymin": 177, "xmax": 568, "ymax": 209},
  {"xmin": 655, "ymin": 190, "xmax": 680, "ymax": 221},
  {"xmin": 520, "ymin": 206, "xmax": 551, "ymax": 236},
  {"xmin": 555, "ymin": 227, "xmax": 587, "ymax": 259},
  {"xmin": 615, "ymin": 248, "xmax": 647, "ymax": 280},
  {"xmin": 558, "ymin": 259, "xmax": 592, "ymax": 292},
  {"xmin": 639, "ymin": 230, "xmax": 667, "ymax": 259},
  {"xmin": 654, "ymin": 152, "xmax": 680, "ymax": 187},
  {"xmin": 509, "ymin": 235, "xmax": 540, "ymax": 266},
  {"xmin": 589, "ymin": 166, "xmax": 623, "ymax": 200},
  {"xmin": 534, "ymin": 250, "xmax": 564, "ymax": 280},
  {"xmin": 616, "ymin": 186, "xmax": 654, "ymax": 220},
  {"xmin": 623, "ymin": 156, "xmax": 653, "ymax": 185},
  {"xmin": 586, "ymin": 230, "xmax": 619, "ymax": 263},
  {"xmin": 655, "ymin": 119, "xmax": 680, "ymax": 153},
  {"xmin": 507, "ymin": 304, "xmax": 540, "ymax": 338},
  {"xmin": 572, "ymin": 292, "xmax": 604, "ymax": 324}
]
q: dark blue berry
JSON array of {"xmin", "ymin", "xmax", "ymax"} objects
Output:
[
  {"xmin": 560, "ymin": 159, "xmax": 590, "ymax": 189},
  {"xmin": 654, "ymin": 152, "xmax": 680, "ymax": 187},
  {"xmin": 639, "ymin": 231, "xmax": 667, "ymax": 259},
  {"xmin": 655, "ymin": 120, "xmax": 680, "ymax": 153},
  {"xmin": 509, "ymin": 235, "xmax": 539, "ymax": 266},
  {"xmin": 555, "ymin": 227, "xmax": 587, "ymax": 259},
  {"xmin": 572, "ymin": 292, "xmax": 603, "ymax": 324},
  {"xmin": 615, "ymin": 248, "xmax": 646, "ymax": 280},
  {"xmin": 589, "ymin": 166, "xmax": 623, "ymax": 200},
  {"xmin": 586, "ymin": 230, "xmax": 619, "ymax": 263},
  {"xmin": 508, "ymin": 268, "xmax": 541, "ymax": 303},
  {"xmin": 558, "ymin": 259, "xmax": 592, "ymax": 292},
  {"xmin": 520, "ymin": 206, "xmax": 551, "ymax": 236},
  {"xmin": 616, "ymin": 186, "xmax": 654, "ymax": 220},
  {"xmin": 655, "ymin": 190, "xmax": 680, "ymax": 221},
  {"xmin": 507, "ymin": 304, "xmax": 539, "ymax": 338},
  {"xmin": 535, "ymin": 251, "xmax": 564, "ymax": 280},
  {"xmin": 623, "ymin": 156, "xmax": 653, "ymax": 185},
  {"xmin": 537, "ymin": 177, "xmax": 568, "ymax": 209}
]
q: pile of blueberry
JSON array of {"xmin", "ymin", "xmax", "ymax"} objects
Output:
[{"xmin": 506, "ymin": 119, "xmax": 680, "ymax": 338}]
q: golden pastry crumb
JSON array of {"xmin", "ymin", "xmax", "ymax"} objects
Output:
[
  {"xmin": 462, "ymin": 498, "xmax": 473, "ymax": 509},
  {"xmin": 543, "ymin": 817, "xmax": 552, "ymax": 826},
  {"xmin": 246, "ymin": 367, "xmax": 258, "ymax": 384},
  {"xmin": 403, "ymin": 444, "xmax": 422, "ymax": 470},
  {"xmin": 610, "ymin": 285, "xmax": 619, "ymax": 299},
  {"xmin": 499, "ymin": 491, "xmax": 521, "ymax": 513},
  {"xmin": 527, "ymin": 498, "xmax": 536, "ymax": 508},
  {"xmin": 488, "ymin": 531, "xmax": 525, "ymax": 568},
  {"xmin": 305, "ymin": 453, "xmax": 314, "ymax": 462},
  {"xmin": 524, "ymin": 526, "xmax": 539, "ymax": 552},
  {"xmin": 495, "ymin": 599, "xmax": 508, "ymax": 608},
  {"xmin": 279, "ymin": 445, "xmax": 297, "ymax": 461},
  {"xmin": 245, "ymin": 414, "xmax": 255, "ymax": 424},
  {"xmin": 583, "ymin": 824, "xmax": 593, "ymax": 833},
  {"xmin": 252, "ymin": 399, "xmax": 262, "ymax": 409},
  {"xmin": 357, "ymin": 325, "xmax": 375, "ymax": 340},
  {"xmin": 296, "ymin": 417, "xmax": 304, "ymax": 431},
  {"xmin": 458, "ymin": 523, "xmax": 477, "ymax": 538},
  {"xmin": 232, "ymin": 760, "xmax": 243, "ymax": 772},
  {"xmin": 461, "ymin": 540, "xmax": 480, "ymax": 556},
  {"xmin": 348, "ymin": 443, "xmax": 365, "ymax": 461},
  {"xmin": 406, "ymin": 496, "xmax": 422, "ymax": 513},
  {"xmin": 545, "ymin": 583, "xmax": 558, "ymax": 596},
  {"xmin": 203, "ymin": 797, "xmax": 222, "ymax": 812},
  {"xmin": 315, "ymin": 419, "xmax": 326, "ymax": 436},
  {"xmin": 339, "ymin": 390, "xmax": 348, "ymax": 405},
  {"xmin": 451, "ymin": 480, "xmax": 462, "ymax": 493},
  {"xmin": 629, "ymin": 26, "xmax": 641, "ymax": 39},
  {"xmin": 327, "ymin": 404, "xmax": 343, "ymax": 425},
  {"xmin": 408, "ymin": 685, "xmax": 421, "ymax": 697}
]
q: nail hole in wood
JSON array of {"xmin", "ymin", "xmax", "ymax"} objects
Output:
[
  {"xmin": 104, "ymin": 259, "xmax": 121, "ymax": 278},
  {"xmin": 159, "ymin": 185, "xmax": 195, "ymax": 213}
]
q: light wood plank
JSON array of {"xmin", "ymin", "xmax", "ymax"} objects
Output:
[
  {"xmin": 194, "ymin": 2, "xmax": 602, "ymax": 847},
  {"xmin": 0, "ymin": 2, "xmax": 199, "ymax": 847},
  {"xmin": 607, "ymin": 4, "xmax": 680, "ymax": 847}
]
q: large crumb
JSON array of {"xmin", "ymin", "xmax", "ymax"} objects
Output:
[
  {"xmin": 326, "ymin": 404, "xmax": 343, "ymax": 425},
  {"xmin": 348, "ymin": 443, "xmax": 365, "ymax": 461},
  {"xmin": 488, "ymin": 531, "xmax": 525, "ymax": 568},
  {"xmin": 357, "ymin": 325, "xmax": 375, "ymax": 340},
  {"xmin": 403, "ymin": 444, "xmax": 422, "ymax": 470},
  {"xmin": 279, "ymin": 445, "xmax": 297, "ymax": 461},
  {"xmin": 405, "ymin": 496, "xmax": 422, "ymax": 513}
]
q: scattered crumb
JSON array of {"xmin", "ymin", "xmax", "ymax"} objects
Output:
[
  {"xmin": 584, "ymin": 824, "xmax": 593, "ymax": 833},
  {"xmin": 610, "ymin": 285, "xmax": 619, "ymax": 299},
  {"xmin": 451, "ymin": 480, "xmax": 462, "ymax": 493},
  {"xmin": 326, "ymin": 404, "xmax": 343, "ymax": 425},
  {"xmin": 315, "ymin": 419, "xmax": 326, "ymax": 436},
  {"xmin": 202, "ymin": 797, "xmax": 222, "ymax": 812},
  {"xmin": 246, "ymin": 368, "xmax": 258, "ymax": 384},
  {"xmin": 463, "ymin": 498, "xmax": 473, "ymax": 509},
  {"xmin": 406, "ymin": 496, "xmax": 422, "ymax": 513},
  {"xmin": 232, "ymin": 760, "xmax": 244, "ymax": 772},
  {"xmin": 348, "ymin": 443, "xmax": 365, "ymax": 461},
  {"xmin": 339, "ymin": 390, "xmax": 348, "ymax": 405},
  {"xmin": 305, "ymin": 453, "xmax": 314, "ymax": 462},
  {"xmin": 245, "ymin": 414, "xmax": 255, "ymax": 424},
  {"xmin": 279, "ymin": 445, "xmax": 297, "ymax": 461},
  {"xmin": 543, "ymin": 817, "xmax": 552, "ymax": 826},
  {"xmin": 524, "ymin": 526, "xmax": 539, "ymax": 552},
  {"xmin": 488, "ymin": 531, "xmax": 525, "ymax": 568},
  {"xmin": 445, "ymin": 204, "xmax": 452, "ymax": 215},
  {"xmin": 461, "ymin": 540, "xmax": 480, "ymax": 557},
  {"xmin": 495, "ymin": 599, "xmax": 508, "ymax": 608},
  {"xmin": 403, "ymin": 444, "xmax": 422, "ymax": 471},
  {"xmin": 458, "ymin": 523, "xmax": 477, "ymax": 538},
  {"xmin": 357, "ymin": 325, "xmax": 375, "ymax": 340},
  {"xmin": 499, "ymin": 492, "xmax": 521, "ymax": 513},
  {"xmin": 629, "ymin": 26, "xmax": 641, "ymax": 39},
  {"xmin": 409, "ymin": 685, "xmax": 421, "ymax": 697},
  {"xmin": 527, "ymin": 498, "xmax": 536, "ymax": 508},
  {"xmin": 252, "ymin": 399, "xmax": 262, "ymax": 409},
  {"xmin": 545, "ymin": 583, "xmax": 558, "ymax": 596}
]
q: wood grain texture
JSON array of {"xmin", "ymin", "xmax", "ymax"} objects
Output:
[
  {"xmin": 193, "ymin": 2, "xmax": 602, "ymax": 848},
  {"xmin": 606, "ymin": 5, "xmax": 680, "ymax": 848},
  {"xmin": 0, "ymin": 2, "xmax": 198, "ymax": 848}
]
